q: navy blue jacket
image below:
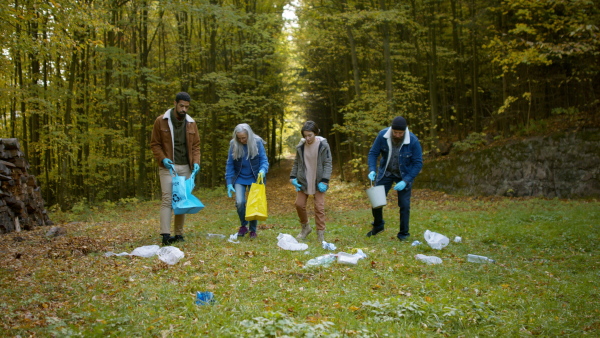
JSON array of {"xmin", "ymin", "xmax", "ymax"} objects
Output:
[
  {"xmin": 225, "ymin": 136, "xmax": 269, "ymax": 185},
  {"xmin": 367, "ymin": 127, "xmax": 423, "ymax": 184}
]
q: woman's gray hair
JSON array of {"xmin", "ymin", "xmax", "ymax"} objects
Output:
[{"xmin": 231, "ymin": 123, "xmax": 259, "ymax": 160}]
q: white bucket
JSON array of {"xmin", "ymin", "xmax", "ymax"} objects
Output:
[{"xmin": 366, "ymin": 185, "xmax": 387, "ymax": 209}]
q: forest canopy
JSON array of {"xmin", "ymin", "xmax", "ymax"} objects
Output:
[{"xmin": 1, "ymin": 0, "xmax": 598, "ymax": 210}]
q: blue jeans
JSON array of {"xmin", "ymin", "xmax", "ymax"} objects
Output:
[
  {"xmin": 371, "ymin": 174, "xmax": 412, "ymax": 237},
  {"xmin": 235, "ymin": 184, "xmax": 257, "ymax": 232}
]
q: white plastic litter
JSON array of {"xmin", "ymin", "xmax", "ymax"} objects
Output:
[
  {"xmin": 415, "ymin": 254, "xmax": 443, "ymax": 265},
  {"xmin": 130, "ymin": 245, "xmax": 160, "ymax": 257},
  {"xmin": 454, "ymin": 236, "xmax": 462, "ymax": 243},
  {"xmin": 207, "ymin": 233, "xmax": 226, "ymax": 239},
  {"xmin": 336, "ymin": 252, "xmax": 358, "ymax": 265},
  {"xmin": 104, "ymin": 251, "xmax": 130, "ymax": 257},
  {"xmin": 424, "ymin": 230, "xmax": 450, "ymax": 250},
  {"xmin": 228, "ymin": 233, "xmax": 240, "ymax": 243},
  {"xmin": 304, "ymin": 254, "xmax": 336, "ymax": 268},
  {"xmin": 157, "ymin": 246, "xmax": 185, "ymax": 265},
  {"xmin": 104, "ymin": 245, "xmax": 160, "ymax": 258},
  {"xmin": 411, "ymin": 240, "xmax": 422, "ymax": 246},
  {"xmin": 322, "ymin": 241, "xmax": 336, "ymax": 251},
  {"xmin": 353, "ymin": 249, "xmax": 367, "ymax": 259},
  {"xmin": 277, "ymin": 233, "xmax": 309, "ymax": 251}
]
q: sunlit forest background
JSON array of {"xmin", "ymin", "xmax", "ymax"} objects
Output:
[{"xmin": 1, "ymin": 0, "xmax": 598, "ymax": 210}]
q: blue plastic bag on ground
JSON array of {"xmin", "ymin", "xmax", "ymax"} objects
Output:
[{"xmin": 171, "ymin": 169, "xmax": 204, "ymax": 215}]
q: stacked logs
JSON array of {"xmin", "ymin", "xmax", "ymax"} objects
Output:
[{"xmin": 0, "ymin": 138, "xmax": 53, "ymax": 233}]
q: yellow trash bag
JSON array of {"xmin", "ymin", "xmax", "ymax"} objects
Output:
[{"xmin": 245, "ymin": 175, "xmax": 268, "ymax": 221}]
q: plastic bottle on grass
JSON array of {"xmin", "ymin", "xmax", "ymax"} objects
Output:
[
  {"xmin": 415, "ymin": 254, "xmax": 442, "ymax": 265},
  {"xmin": 304, "ymin": 254, "xmax": 336, "ymax": 268},
  {"xmin": 467, "ymin": 254, "xmax": 495, "ymax": 263}
]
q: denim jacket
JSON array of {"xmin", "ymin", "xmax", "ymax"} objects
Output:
[
  {"xmin": 367, "ymin": 127, "xmax": 423, "ymax": 185},
  {"xmin": 225, "ymin": 136, "xmax": 269, "ymax": 185}
]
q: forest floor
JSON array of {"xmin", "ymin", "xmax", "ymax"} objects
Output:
[{"xmin": 1, "ymin": 158, "xmax": 599, "ymax": 337}]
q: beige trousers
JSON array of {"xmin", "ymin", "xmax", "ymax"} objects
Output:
[
  {"xmin": 159, "ymin": 164, "xmax": 191, "ymax": 235},
  {"xmin": 295, "ymin": 191, "xmax": 326, "ymax": 231}
]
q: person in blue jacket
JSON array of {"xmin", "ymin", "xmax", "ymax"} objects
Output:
[
  {"xmin": 366, "ymin": 116, "xmax": 423, "ymax": 240},
  {"xmin": 225, "ymin": 123, "xmax": 269, "ymax": 238}
]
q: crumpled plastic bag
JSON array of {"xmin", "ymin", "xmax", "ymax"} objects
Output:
[
  {"xmin": 104, "ymin": 245, "xmax": 160, "ymax": 258},
  {"xmin": 336, "ymin": 250, "xmax": 367, "ymax": 265},
  {"xmin": 415, "ymin": 254, "xmax": 443, "ymax": 265},
  {"xmin": 277, "ymin": 233, "xmax": 308, "ymax": 251},
  {"xmin": 228, "ymin": 233, "xmax": 240, "ymax": 243},
  {"xmin": 304, "ymin": 254, "xmax": 336, "ymax": 268},
  {"xmin": 424, "ymin": 230, "xmax": 449, "ymax": 250},
  {"xmin": 322, "ymin": 241, "xmax": 336, "ymax": 251},
  {"xmin": 157, "ymin": 246, "xmax": 185, "ymax": 265}
]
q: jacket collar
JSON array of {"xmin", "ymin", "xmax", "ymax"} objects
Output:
[
  {"xmin": 162, "ymin": 108, "xmax": 195, "ymax": 123},
  {"xmin": 384, "ymin": 127, "xmax": 411, "ymax": 144}
]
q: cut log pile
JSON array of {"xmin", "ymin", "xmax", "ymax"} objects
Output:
[{"xmin": 0, "ymin": 138, "xmax": 53, "ymax": 233}]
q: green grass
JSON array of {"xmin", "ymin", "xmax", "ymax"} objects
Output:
[{"xmin": 1, "ymin": 190, "xmax": 599, "ymax": 337}]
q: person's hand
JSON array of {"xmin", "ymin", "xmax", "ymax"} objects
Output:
[
  {"xmin": 162, "ymin": 158, "xmax": 174, "ymax": 170},
  {"xmin": 193, "ymin": 163, "xmax": 200, "ymax": 174},
  {"xmin": 394, "ymin": 181, "xmax": 406, "ymax": 191},
  {"xmin": 258, "ymin": 169, "xmax": 265, "ymax": 180},
  {"xmin": 318, "ymin": 182, "xmax": 328, "ymax": 193},
  {"xmin": 290, "ymin": 178, "xmax": 302, "ymax": 191},
  {"xmin": 227, "ymin": 184, "xmax": 235, "ymax": 198},
  {"xmin": 368, "ymin": 171, "xmax": 376, "ymax": 181}
]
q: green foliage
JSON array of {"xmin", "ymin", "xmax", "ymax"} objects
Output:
[{"xmin": 453, "ymin": 132, "xmax": 488, "ymax": 153}]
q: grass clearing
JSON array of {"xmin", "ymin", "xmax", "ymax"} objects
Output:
[{"xmin": 1, "ymin": 182, "xmax": 599, "ymax": 336}]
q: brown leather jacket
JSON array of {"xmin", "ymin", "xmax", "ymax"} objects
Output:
[{"xmin": 150, "ymin": 109, "xmax": 201, "ymax": 169}]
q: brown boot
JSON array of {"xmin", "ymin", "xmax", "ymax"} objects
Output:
[
  {"xmin": 296, "ymin": 222, "xmax": 312, "ymax": 240},
  {"xmin": 317, "ymin": 230, "xmax": 325, "ymax": 243}
]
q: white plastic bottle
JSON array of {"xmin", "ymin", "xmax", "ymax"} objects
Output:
[{"xmin": 467, "ymin": 254, "xmax": 495, "ymax": 263}]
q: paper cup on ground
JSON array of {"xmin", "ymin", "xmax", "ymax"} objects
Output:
[{"xmin": 366, "ymin": 185, "xmax": 387, "ymax": 209}]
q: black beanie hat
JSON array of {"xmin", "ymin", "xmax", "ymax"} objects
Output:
[
  {"xmin": 391, "ymin": 116, "xmax": 407, "ymax": 130},
  {"xmin": 175, "ymin": 92, "xmax": 191, "ymax": 102}
]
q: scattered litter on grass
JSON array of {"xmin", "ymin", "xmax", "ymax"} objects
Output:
[
  {"xmin": 424, "ymin": 230, "xmax": 449, "ymax": 250},
  {"xmin": 467, "ymin": 254, "xmax": 495, "ymax": 263},
  {"xmin": 454, "ymin": 236, "xmax": 462, "ymax": 243},
  {"xmin": 207, "ymin": 233, "xmax": 226, "ymax": 239},
  {"xmin": 104, "ymin": 245, "xmax": 160, "ymax": 258},
  {"xmin": 277, "ymin": 233, "xmax": 308, "ymax": 251},
  {"xmin": 322, "ymin": 241, "xmax": 336, "ymax": 250},
  {"xmin": 304, "ymin": 250, "xmax": 367, "ymax": 268},
  {"xmin": 157, "ymin": 246, "xmax": 184, "ymax": 265},
  {"xmin": 196, "ymin": 291, "xmax": 216, "ymax": 305},
  {"xmin": 304, "ymin": 254, "xmax": 336, "ymax": 268},
  {"xmin": 411, "ymin": 240, "xmax": 421, "ymax": 246},
  {"xmin": 415, "ymin": 254, "xmax": 443, "ymax": 265},
  {"xmin": 228, "ymin": 233, "xmax": 240, "ymax": 243}
]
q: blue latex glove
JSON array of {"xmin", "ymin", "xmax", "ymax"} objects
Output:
[
  {"xmin": 394, "ymin": 181, "xmax": 407, "ymax": 191},
  {"xmin": 227, "ymin": 184, "xmax": 235, "ymax": 198},
  {"xmin": 368, "ymin": 171, "xmax": 376, "ymax": 181},
  {"xmin": 318, "ymin": 182, "xmax": 328, "ymax": 193},
  {"xmin": 193, "ymin": 163, "xmax": 200, "ymax": 174},
  {"xmin": 258, "ymin": 169, "xmax": 265, "ymax": 180},
  {"xmin": 291, "ymin": 178, "xmax": 302, "ymax": 191},
  {"xmin": 162, "ymin": 158, "xmax": 174, "ymax": 170}
]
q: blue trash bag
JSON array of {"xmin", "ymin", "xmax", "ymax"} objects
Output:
[{"xmin": 171, "ymin": 169, "xmax": 204, "ymax": 215}]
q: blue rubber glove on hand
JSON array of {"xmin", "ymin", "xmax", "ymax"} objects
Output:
[
  {"xmin": 394, "ymin": 181, "xmax": 407, "ymax": 191},
  {"xmin": 290, "ymin": 178, "xmax": 302, "ymax": 191},
  {"xmin": 227, "ymin": 184, "xmax": 235, "ymax": 198},
  {"xmin": 368, "ymin": 171, "xmax": 376, "ymax": 181},
  {"xmin": 193, "ymin": 163, "xmax": 200, "ymax": 174},
  {"xmin": 162, "ymin": 158, "xmax": 174, "ymax": 170},
  {"xmin": 318, "ymin": 182, "xmax": 328, "ymax": 193},
  {"xmin": 258, "ymin": 169, "xmax": 265, "ymax": 180}
]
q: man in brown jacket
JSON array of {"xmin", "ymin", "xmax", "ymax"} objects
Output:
[{"xmin": 150, "ymin": 92, "xmax": 201, "ymax": 245}]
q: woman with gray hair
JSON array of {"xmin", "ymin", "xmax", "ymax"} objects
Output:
[{"xmin": 225, "ymin": 123, "xmax": 269, "ymax": 238}]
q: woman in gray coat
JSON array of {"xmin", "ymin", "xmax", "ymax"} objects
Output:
[{"xmin": 289, "ymin": 121, "xmax": 333, "ymax": 242}]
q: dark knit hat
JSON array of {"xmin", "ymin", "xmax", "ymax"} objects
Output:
[
  {"xmin": 175, "ymin": 92, "xmax": 191, "ymax": 102},
  {"xmin": 391, "ymin": 116, "xmax": 407, "ymax": 130}
]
